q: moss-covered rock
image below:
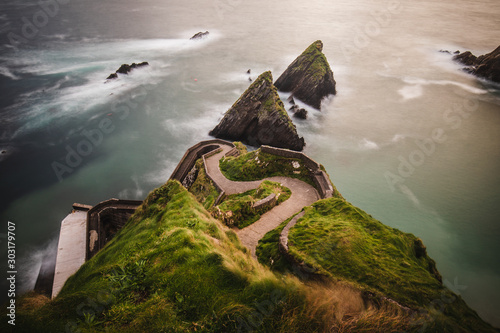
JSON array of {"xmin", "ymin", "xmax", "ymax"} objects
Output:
[
  {"xmin": 275, "ymin": 40, "xmax": 336, "ymax": 110},
  {"xmin": 209, "ymin": 71, "xmax": 305, "ymax": 151}
]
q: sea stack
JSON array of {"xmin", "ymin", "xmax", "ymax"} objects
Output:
[
  {"xmin": 209, "ymin": 71, "xmax": 305, "ymax": 151},
  {"xmin": 453, "ymin": 45, "xmax": 500, "ymax": 83},
  {"xmin": 275, "ymin": 40, "xmax": 336, "ymax": 110}
]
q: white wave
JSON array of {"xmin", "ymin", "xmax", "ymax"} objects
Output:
[
  {"xmin": 402, "ymin": 77, "xmax": 488, "ymax": 95},
  {"xmin": 10, "ymin": 61, "xmax": 170, "ymax": 138},
  {"xmin": 0, "ymin": 66, "xmax": 19, "ymax": 80},
  {"xmin": 398, "ymin": 84, "xmax": 423, "ymax": 100},
  {"xmin": 359, "ymin": 138, "xmax": 380, "ymax": 150},
  {"xmin": 5, "ymin": 37, "xmax": 208, "ymax": 77},
  {"xmin": 391, "ymin": 134, "xmax": 406, "ymax": 142}
]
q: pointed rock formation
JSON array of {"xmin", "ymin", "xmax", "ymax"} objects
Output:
[
  {"xmin": 275, "ymin": 40, "xmax": 336, "ymax": 110},
  {"xmin": 209, "ymin": 71, "xmax": 305, "ymax": 151},
  {"xmin": 453, "ymin": 46, "xmax": 500, "ymax": 83}
]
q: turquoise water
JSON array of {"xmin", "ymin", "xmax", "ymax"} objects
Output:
[{"xmin": 0, "ymin": 0, "xmax": 499, "ymax": 326}]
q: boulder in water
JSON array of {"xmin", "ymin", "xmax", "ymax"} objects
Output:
[{"xmin": 190, "ymin": 31, "xmax": 209, "ymax": 40}]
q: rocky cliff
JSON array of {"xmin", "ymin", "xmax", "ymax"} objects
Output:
[
  {"xmin": 209, "ymin": 71, "xmax": 305, "ymax": 151},
  {"xmin": 275, "ymin": 40, "xmax": 336, "ymax": 110},
  {"xmin": 453, "ymin": 46, "xmax": 500, "ymax": 83}
]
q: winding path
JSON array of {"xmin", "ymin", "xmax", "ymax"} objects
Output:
[{"xmin": 204, "ymin": 144, "xmax": 319, "ymax": 257}]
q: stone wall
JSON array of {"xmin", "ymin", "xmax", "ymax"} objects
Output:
[
  {"xmin": 260, "ymin": 145, "xmax": 334, "ymax": 199},
  {"xmin": 252, "ymin": 193, "xmax": 277, "ymax": 210},
  {"xmin": 169, "ymin": 139, "xmax": 235, "ymax": 184},
  {"xmin": 86, "ymin": 199, "xmax": 142, "ymax": 260}
]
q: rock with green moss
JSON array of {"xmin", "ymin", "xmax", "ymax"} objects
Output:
[
  {"xmin": 209, "ymin": 71, "xmax": 305, "ymax": 151},
  {"xmin": 275, "ymin": 40, "xmax": 336, "ymax": 110}
]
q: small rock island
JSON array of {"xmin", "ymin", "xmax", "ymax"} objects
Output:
[
  {"xmin": 209, "ymin": 71, "xmax": 305, "ymax": 151},
  {"xmin": 275, "ymin": 40, "xmax": 336, "ymax": 110},
  {"xmin": 106, "ymin": 62, "xmax": 149, "ymax": 80}
]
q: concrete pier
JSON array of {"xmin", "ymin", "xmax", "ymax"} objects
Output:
[{"xmin": 51, "ymin": 210, "xmax": 87, "ymax": 298}]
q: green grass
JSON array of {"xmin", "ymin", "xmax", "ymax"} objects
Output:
[
  {"xmin": 289, "ymin": 40, "xmax": 332, "ymax": 82},
  {"xmin": 220, "ymin": 148, "xmax": 315, "ymax": 187},
  {"xmin": 288, "ymin": 199, "xmax": 443, "ymax": 307},
  {"xmin": 232, "ymin": 141, "xmax": 248, "ymax": 155},
  {"xmin": 257, "ymin": 197, "xmax": 498, "ymax": 332},
  {"xmin": 254, "ymin": 71, "xmax": 296, "ymax": 130},
  {"xmin": 10, "ymin": 181, "xmax": 320, "ymax": 333},
  {"xmin": 9, "ymin": 181, "xmax": 496, "ymax": 332},
  {"xmin": 188, "ymin": 158, "xmax": 219, "ymax": 210},
  {"xmin": 214, "ymin": 180, "xmax": 291, "ymax": 228}
]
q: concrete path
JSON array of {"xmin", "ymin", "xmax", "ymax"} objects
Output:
[
  {"xmin": 204, "ymin": 145, "xmax": 319, "ymax": 257},
  {"xmin": 52, "ymin": 210, "xmax": 87, "ymax": 298}
]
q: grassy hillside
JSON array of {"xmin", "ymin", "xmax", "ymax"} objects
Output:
[
  {"xmin": 257, "ymin": 198, "xmax": 498, "ymax": 332},
  {"xmin": 7, "ymin": 144, "xmax": 498, "ymax": 332},
  {"xmin": 10, "ymin": 181, "xmax": 418, "ymax": 332}
]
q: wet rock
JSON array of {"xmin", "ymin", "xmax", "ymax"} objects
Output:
[
  {"xmin": 106, "ymin": 73, "xmax": 118, "ymax": 80},
  {"xmin": 190, "ymin": 31, "xmax": 209, "ymax": 40},
  {"xmin": 293, "ymin": 108, "xmax": 308, "ymax": 119},
  {"xmin": 106, "ymin": 62, "xmax": 149, "ymax": 80},
  {"xmin": 116, "ymin": 64, "xmax": 132, "ymax": 74},
  {"xmin": 474, "ymin": 46, "xmax": 500, "ymax": 83},
  {"xmin": 453, "ymin": 51, "xmax": 477, "ymax": 66},
  {"xmin": 452, "ymin": 46, "xmax": 500, "ymax": 83}
]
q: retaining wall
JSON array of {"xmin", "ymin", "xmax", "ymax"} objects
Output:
[
  {"xmin": 260, "ymin": 145, "xmax": 334, "ymax": 199},
  {"xmin": 169, "ymin": 139, "xmax": 235, "ymax": 183},
  {"xmin": 252, "ymin": 193, "xmax": 277, "ymax": 210},
  {"xmin": 86, "ymin": 199, "xmax": 142, "ymax": 260}
]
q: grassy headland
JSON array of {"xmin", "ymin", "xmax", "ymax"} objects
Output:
[
  {"xmin": 257, "ymin": 198, "xmax": 498, "ymax": 332},
  {"xmin": 7, "ymin": 145, "xmax": 498, "ymax": 332},
  {"xmin": 10, "ymin": 181, "xmax": 420, "ymax": 332}
]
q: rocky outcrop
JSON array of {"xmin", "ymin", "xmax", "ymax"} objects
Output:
[
  {"xmin": 209, "ymin": 71, "xmax": 305, "ymax": 151},
  {"xmin": 190, "ymin": 31, "xmax": 209, "ymax": 40},
  {"xmin": 275, "ymin": 40, "xmax": 336, "ymax": 110},
  {"xmin": 453, "ymin": 51, "xmax": 477, "ymax": 66},
  {"xmin": 453, "ymin": 46, "xmax": 500, "ymax": 83},
  {"xmin": 106, "ymin": 62, "xmax": 149, "ymax": 80},
  {"xmin": 290, "ymin": 105, "xmax": 308, "ymax": 119}
]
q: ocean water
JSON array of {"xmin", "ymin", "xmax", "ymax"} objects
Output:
[{"xmin": 1, "ymin": 0, "xmax": 499, "ymax": 326}]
